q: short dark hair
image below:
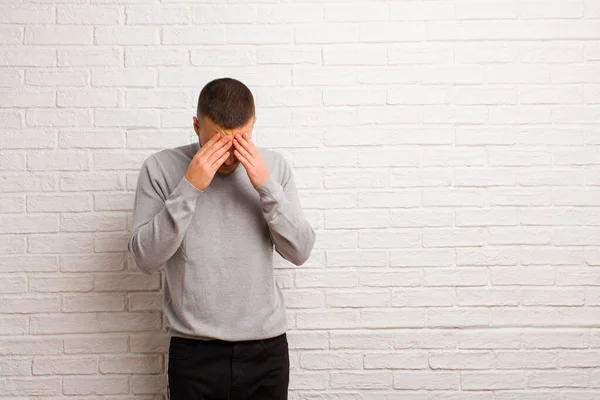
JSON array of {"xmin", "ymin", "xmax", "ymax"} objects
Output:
[{"xmin": 196, "ymin": 77, "xmax": 255, "ymax": 130}]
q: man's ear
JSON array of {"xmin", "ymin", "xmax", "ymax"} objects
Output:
[{"xmin": 193, "ymin": 116, "xmax": 200, "ymax": 136}]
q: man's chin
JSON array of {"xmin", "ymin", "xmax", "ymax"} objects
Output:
[{"xmin": 217, "ymin": 163, "xmax": 239, "ymax": 175}]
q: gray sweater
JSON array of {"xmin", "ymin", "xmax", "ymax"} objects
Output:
[{"xmin": 127, "ymin": 141, "xmax": 316, "ymax": 341}]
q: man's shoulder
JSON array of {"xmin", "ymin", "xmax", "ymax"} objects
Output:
[
  {"xmin": 142, "ymin": 142, "xmax": 197, "ymax": 172},
  {"xmin": 257, "ymin": 147, "xmax": 291, "ymax": 171}
]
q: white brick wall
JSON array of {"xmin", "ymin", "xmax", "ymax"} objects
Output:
[{"xmin": 1, "ymin": 0, "xmax": 599, "ymax": 398}]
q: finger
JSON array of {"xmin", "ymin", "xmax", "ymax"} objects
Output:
[
  {"xmin": 234, "ymin": 133, "xmax": 254, "ymax": 156},
  {"xmin": 234, "ymin": 149, "xmax": 250, "ymax": 169},
  {"xmin": 207, "ymin": 140, "xmax": 232, "ymax": 165},
  {"xmin": 195, "ymin": 133, "xmax": 221, "ymax": 155},
  {"xmin": 233, "ymin": 138, "xmax": 255, "ymax": 168},
  {"xmin": 242, "ymin": 132, "xmax": 256, "ymax": 148},
  {"xmin": 211, "ymin": 150, "xmax": 230, "ymax": 170},
  {"xmin": 199, "ymin": 133, "xmax": 227, "ymax": 154},
  {"xmin": 199, "ymin": 135, "xmax": 230, "ymax": 163}
]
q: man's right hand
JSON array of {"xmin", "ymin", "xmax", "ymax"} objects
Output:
[{"xmin": 185, "ymin": 133, "xmax": 232, "ymax": 191}]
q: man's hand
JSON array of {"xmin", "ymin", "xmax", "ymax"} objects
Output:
[
  {"xmin": 185, "ymin": 133, "xmax": 232, "ymax": 191},
  {"xmin": 233, "ymin": 132, "xmax": 270, "ymax": 188}
]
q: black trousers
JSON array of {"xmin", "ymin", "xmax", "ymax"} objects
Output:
[{"xmin": 167, "ymin": 333, "xmax": 289, "ymax": 400}]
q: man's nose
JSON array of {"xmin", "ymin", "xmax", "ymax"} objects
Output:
[{"xmin": 223, "ymin": 148, "xmax": 236, "ymax": 165}]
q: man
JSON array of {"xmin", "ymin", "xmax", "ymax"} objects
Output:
[{"xmin": 127, "ymin": 77, "xmax": 316, "ymax": 399}]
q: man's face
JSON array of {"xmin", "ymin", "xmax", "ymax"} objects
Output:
[{"xmin": 193, "ymin": 115, "xmax": 255, "ymax": 175}]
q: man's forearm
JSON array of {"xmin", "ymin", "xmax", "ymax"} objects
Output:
[
  {"xmin": 128, "ymin": 176, "xmax": 202, "ymax": 274},
  {"xmin": 256, "ymin": 174, "xmax": 316, "ymax": 265}
]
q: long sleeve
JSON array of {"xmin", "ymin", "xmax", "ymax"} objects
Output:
[
  {"xmin": 255, "ymin": 161, "xmax": 316, "ymax": 266},
  {"xmin": 127, "ymin": 155, "xmax": 203, "ymax": 274}
]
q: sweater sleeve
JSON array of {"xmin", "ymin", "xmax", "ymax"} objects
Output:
[
  {"xmin": 127, "ymin": 155, "xmax": 203, "ymax": 274},
  {"xmin": 255, "ymin": 159, "xmax": 316, "ymax": 266}
]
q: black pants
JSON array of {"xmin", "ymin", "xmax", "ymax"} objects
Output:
[{"xmin": 167, "ymin": 333, "xmax": 289, "ymax": 400}]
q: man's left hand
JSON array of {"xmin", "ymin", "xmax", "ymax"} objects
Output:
[{"xmin": 233, "ymin": 132, "xmax": 270, "ymax": 188}]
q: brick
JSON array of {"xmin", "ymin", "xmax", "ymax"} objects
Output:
[
  {"xmin": 359, "ymin": 229, "xmax": 420, "ymax": 249},
  {"xmin": 99, "ymin": 355, "xmax": 162, "ymax": 374},
  {"xmin": 0, "ymin": 377, "xmax": 60, "ymax": 396},
  {"xmin": 360, "ymin": 22, "xmax": 425, "ymax": 43},
  {"xmin": 92, "ymin": 69, "xmax": 155, "ymax": 88},
  {"xmin": 0, "ymin": 89, "xmax": 55, "ymax": 107},
  {"xmin": 457, "ymin": 288, "xmax": 519, "ymax": 306},
  {"xmin": 527, "ymin": 371, "xmax": 588, "ymax": 388},
  {"xmin": 125, "ymin": 89, "xmax": 190, "ymax": 108},
  {"xmin": 520, "ymin": 1, "xmax": 583, "ymax": 19},
  {"xmin": 26, "ymin": 69, "xmax": 88, "ymax": 87},
  {"xmin": 0, "ymin": 338, "xmax": 62, "ymax": 356},
  {"xmin": 425, "ymin": 268, "xmax": 488, "ymax": 286},
  {"xmin": 359, "ymin": 269, "xmax": 422, "ymax": 288},
  {"xmin": 28, "ymin": 234, "xmax": 93, "ymax": 254},
  {"xmin": 429, "ymin": 351, "xmax": 492, "ymax": 370},
  {"xmin": 296, "ymin": 310, "xmax": 360, "ymax": 329},
  {"xmin": 297, "ymin": 24, "xmax": 357, "ymax": 44},
  {"xmin": 95, "ymin": 26, "xmax": 159, "ymax": 45},
  {"xmin": 0, "ymin": 358, "xmax": 31, "ymax": 376},
  {"xmin": 61, "ymin": 254, "xmax": 125, "ymax": 272},
  {"xmin": 490, "ymin": 267, "xmax": 555, "ymax": 286},
  {"xmin": 0, "ymin": 297, "xmax": 60, "ymax": 314},
  {"xmin": 423, "ymin": 189, "xmax": 486, "ymax": 207},
  {"xmin": 257, "ymin": 4, "xmax": 322, "ymax": 23},
  {"xmin": 126, "ymin": 6, "xmax": 190, "ymax": 24},
  {"xmin": 0, "ymin": 316, "xmax": 28, "ymax": 335},
  {"xmin": 57, "ymin": 88, "xmax": 120, "ymax": 108},
  {"xmin": 0, "ymin": 47, "xmax": 55, "ymax": 67},
  {"xmin": 193, "ymin": 5, "xmax": 256, "ymax": 23},
  {"xmin": 390, "ymin": 248, "xmax": 454, "ymax": 267},
  {"xmin": 325, "ymin": 4, "xmax": 388, "ymax": 21},
  {"xmin": 94, "ymin": 273, "xmax": 160, "ymax": 291},
  {"xmin": 132, "ymin": 374, "xmax": 168, "ymax": 394},
  {"xmin": 462, "ymin": 371, "xmax": 526, "ymax": 390},
  {"xmin": 57, "ymin": 6, "xmax": 120, "ymax": 24},
  {"xmin": 391, "ymin": 169, "xmax": 452, "ymax": 187},
  {"xmin": 63, "ymin": 294, "xmax": 125, "ymax": 312},
  {"xmin": 29, "ymin": 276, "xmax": 93, "ymax": 293},
  {"xmin": 327, "ymin": 290, "xmax": 389, "ymax": 308},
  {"xmin": 392, "ymin": 288, "xmax": 455, "ymax": 307},
  {"xmin": 258, "ymin": 46, "xmax": 321, "ymax": 65},
  {"xmin": 1, "ymin": 129, "xmax": 55, "ymax": 149},
  {"xmin": 459, "ymin": 330, "xmax": 521, "ymax": 349},
  {"xmin": 494, "ymin": 351, "xmax": 557, "ymax": 369},
  {"xmin": 125, "ymin": 47, "xmax": 188, "ymax": 67},
  {"xmin": 0, "ymin": 5, "xmax": 54, "ymax": 23},
  {"xmin": 286, "ymin": 331, "xmax": 328, "ymax": 350},
  {"xmin": 58, "ymin": 47, "xmax": 122, "ymax": 67},
  {"xmin": 0, "ymin": 276, "xmax": 27, "ymax": 294},
  {"xmin": 32, "ymin": 312, "xmax": 161, "ymax": 334},
  {"xmin": 27, "ymin": 194, "xmax": 91, "ymax": 213},
  {"xmin": 0, "ymin": 215, "xmax": 57, "ymax": 234},
  {"xmin": 26, "ymin": 109, "xmax": 91, "ymax": 127},
  {"xmin": 94, "ymin": 109, "xmax": 160, "ymax": 128},
  {"xmin": 300, "ymin": 351, "xmax": 362, "ymax": 370},
  {"xmin": 0, "ymin": 68, "xmax": 23, "ymax": 87},
  {"xmin": 0, "ymin": 255, "xmax": 58, "ymax": 273},
  {"xmin": 63, "ymin": 376, "xmax": 129, "ymax": 395},
  {"xmin": 331, "ymin": 371, "xmax": 392, "ymax": 389},
  {"xmin": 358, "ymin": 190, "xmax": 420, "ymax": 208},
  {"xmin": 0, "ymin": 151, "xmax": 25, "ymax": 171},
  {"xmin": 25, "ymin": 26, "xmax": 92, "ymax": 45},
  {"xmin": 394, "ymin": 371, "xmax": 459, "ymax": 390},
  {"xmin": 33, "ymin": 357, "xmax": 98, "ymax": 375},
  {"xmin": 64, "ymin": 336, "xmax": 128, "ymax": 354}
]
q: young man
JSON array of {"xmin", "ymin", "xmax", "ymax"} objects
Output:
[{"xmin": 127, "ymin": 77, "xmax": 316, "ymax": 399}]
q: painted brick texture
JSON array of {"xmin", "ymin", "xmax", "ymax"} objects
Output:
[{"xmin": 1, "ymin": 0, "xmax": 600, "ymax": 398}]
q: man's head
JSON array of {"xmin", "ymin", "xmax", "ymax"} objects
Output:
[{"xmin": 193, "ymin": 77, "xmax": 256, "ymax": 175}]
